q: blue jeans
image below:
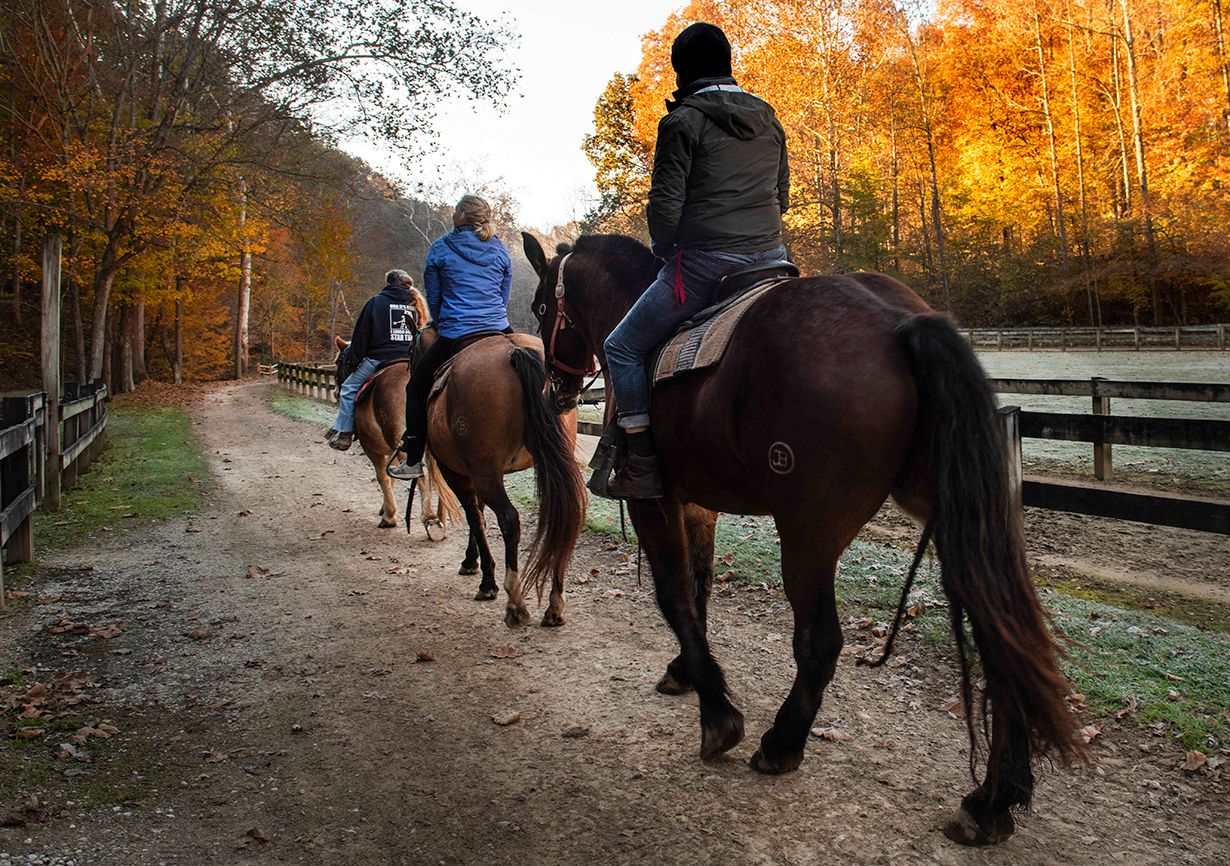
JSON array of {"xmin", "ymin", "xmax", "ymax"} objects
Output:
[
  {"xmin": 332, "ymin": 356, "xmax": 382, "ymax": 433},
  {"xmin": 604, "ymin": 245, "xmax": 788, "ymax": 429}
]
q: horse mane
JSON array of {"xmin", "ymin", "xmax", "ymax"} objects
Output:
[
  {"xmin": 408, "ymin": 286, "xmax": 430, "ymax": 327},
  {"xmin": 573, "ymin": 234, "xmax": 659, "ymax": 301}
]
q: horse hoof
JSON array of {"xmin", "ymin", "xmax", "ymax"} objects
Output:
[
  {"xmin": 655, "ymin": 670, "xmax": 693, "ymax": 695},
  {"xmin": 426, "ymin": 522, "xmax": 447, "ymax": 542},
  {"xmin": 459, "ymin": 564, "xmax": 480, "ymax": 576},
  {"xmin": 540, "ymin": 609, "xmax": 565, "ymax": 628},
  {"xmin": 942, "ymin": 805, "xmax": 1015, "ymax": 846},
  {"xmin": 378, "ymin": 518, "xmax": 397, "ymax": 529},
  {"xmin": 749, "ymin": 745, "xmax": 803, "ymax": 775},
  {"xmin": 474, "ymin": 587, "xmax": 498, "ymax": 601},
  {"xmin": 505, "ymin": 605, "xmax": 531, "ymax": 628},
  {"xmin": 700, "ymin": 709, "xmax": 744, "ymax": 760}
]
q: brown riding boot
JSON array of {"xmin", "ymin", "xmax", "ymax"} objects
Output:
[{"xmin": 607, "ymin": 453, "xmax": 665, "ymax": 499}]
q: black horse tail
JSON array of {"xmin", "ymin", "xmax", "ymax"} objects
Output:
[
  {"xmin": 896, "ymin": 314, "xmax": 1085, "ymax": 798},
  {"xmin": 507, "ymin": 346, "xmax": 587, "ymax": 600}
]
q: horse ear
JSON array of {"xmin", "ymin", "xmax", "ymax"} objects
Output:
[
  {"xmin": 334, "ymin": 335, "xmax": 348, "ymax": 350},
  {"xmin": 522, "ymin": 231, "xmax": 548, "ymax": 278}
]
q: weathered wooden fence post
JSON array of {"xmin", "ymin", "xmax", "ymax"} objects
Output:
[
  {"xmin": 998, "ymin": 405, "xmax": 1023, "ymax": 514},
  {"xmin": 1091, "ymin": 376, "xmax": 1113, "ymax": 481},
  {"xmin": 41, "ymin": 235, "xmax": 62, "ymax": 510}
]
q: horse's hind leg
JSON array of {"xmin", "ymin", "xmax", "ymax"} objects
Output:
[
  {"xmin": 367, "ymin": 451, "xmax": 398, "ymax": 529},
  {"xmin": 945, "ymin": 707, "xmax": 1033, "ymax": 845},
  {"xmin": 478, "ymin": 482, "xmax": 530, "ymax": 628},
  {"xmin": 658, "ymin": 506, "xmax": 718, "ymax": 695},
  {"xmin": 459, "ymin": 492, "xmax": 497, "ymax": 600},
  {"xmin": 631, "ymin": 497, "xmax": 742, "ymax": 759},
  {"xmin": 751, "ymin": 524, "xmax": 842, "ymax": 775}
]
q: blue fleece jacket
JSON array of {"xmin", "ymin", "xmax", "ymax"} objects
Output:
[{"xmin": 423, "ymin": 226, "xmax": 512, "ymax": 338}]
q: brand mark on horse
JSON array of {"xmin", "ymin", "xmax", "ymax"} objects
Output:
[
  {"xmin": 769, "ymin": 441, "xmax": 794, "ymax": 474},
  {"xmin": 455, "ymin": 415, "xmax": 469, "ymax": 435}
]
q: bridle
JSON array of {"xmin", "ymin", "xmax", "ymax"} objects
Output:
[{"xmin": 538, "ymin": 253, "xmax": 596, "ymax": 381}]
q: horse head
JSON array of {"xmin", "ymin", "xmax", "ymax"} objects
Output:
[{"xmin": 523, "ymin": 232, "xmax": 591, "ymax": 413}]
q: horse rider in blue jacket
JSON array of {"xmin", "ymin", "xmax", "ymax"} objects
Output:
[
  {"xmin": 327, "ymin": 269, "xmax": 418, "ymax": 451},
  {"xmin": 603, "ymin": 22, "xmax": 790, "ymax": 499},
  {"xmin": 388, "ymin": 195, "xmax": 513, "ymax": 479}
]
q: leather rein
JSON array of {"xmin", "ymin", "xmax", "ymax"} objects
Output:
[{"xmin": 542, "ymin": 253, "xmax": 596, "ymax": 379}]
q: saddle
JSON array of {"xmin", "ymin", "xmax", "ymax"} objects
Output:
[
  {"xmin": 427, "ymin": 331, "xmax": 517, "ymax": 401},
  {"xmin": 652, "ymin": 260, "xmax": 797, "ymax": 384},
  {"xmin": 355, "ymin": 358, "xmax": 412, "ymax": 404}
]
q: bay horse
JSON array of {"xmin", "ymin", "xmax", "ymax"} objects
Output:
[
  {"xmin": 421, "ymin": 330, "xmax": 587, "ymax": 627},
  {"xmin": 333, "ymin": 288, "xmax": 460, "ymax": 537},
  {"xmin": 522, "ymin": 232, "xmax": 1084, "ymax": 846}
]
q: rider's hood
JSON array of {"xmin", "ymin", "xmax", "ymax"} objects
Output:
[
  {"xmin": 442, "ymin": 226, "xmax": 503, "ymax": 267},
  {"xmin": 679, "ymin": 86, "xmax": 777, "ymax": 141},
  {"xmin": 379, "ymin": 284, "xmax": 412, "ymax": 303}
]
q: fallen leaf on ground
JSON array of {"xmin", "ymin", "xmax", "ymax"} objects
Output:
[
  {"xmin": 205, "ymin": 750, "xmax": 228, "ymax": 763},
  {"xmin": 209, "ymin": 698, "xmax": 233, "ymax": 711},
  {"xmin": 562, "ymin": 725, "xmax": 590, "ymax": 739},
  {"xmin": 942, "ymin": 697, "xmax": 966, "ymax": 719},
  {"xmin": 5, "ymin": 591, "xmax": 32, "ymax": 600},
  {"xmin": 492, "ymin": 711, "xmax": 521, "ymax": 726},
  {"xmin": 182, "ymin": 628, "xmax": 216, "ymax": 641},
  {"xmin": 244, "ymin": 827, "xmax": 269, "ymax": 846},
  {"xmin": 809, "ymin": 726, "xmax": 850, "ymax": 742},
  {"xmin": 489, "ymin": 645, "xmax": 521, "ymax": 659},
  {"xmin": 415, "ymin": 651, "xmax": 435, "ymax": 663},
  {"xmin": 246, "ymin": 565, "xmax": 270, "ymax": 579},
  {"xmin": 15, "ymin": 727, "xmax": 44, "ymax": 740},
  {"xmin": 1181, "ymin": 751, "xmax": 1207, "ymax": 772},
  {"xmin": 1078, "ymin": 724, "xmax": 1102, "ymax": 744}
]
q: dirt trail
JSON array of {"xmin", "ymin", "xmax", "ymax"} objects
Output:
[{"xmin": 5, "ymin": 381, "xmax": 1227, "ymax": 865}]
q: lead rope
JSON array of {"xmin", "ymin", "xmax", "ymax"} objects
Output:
[{"xmin": 673, "ymin": 250, "xmax": 686, "ymax": 306}]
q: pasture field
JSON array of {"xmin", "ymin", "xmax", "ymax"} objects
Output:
[{"xmin": 980, "ymin": 352, "xmax": 1230, "ymax": 493}]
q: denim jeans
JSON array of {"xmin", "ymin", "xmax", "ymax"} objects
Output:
[
  {"xmin": 604, "ymin": 244, "xmax": 788, "ymax": 429},
  {"xmin": 332, "ymin": 356, "xmax": 382, "ymax": 433}
]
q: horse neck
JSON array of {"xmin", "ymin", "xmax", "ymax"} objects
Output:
[{"xmin": 573, "ymin": 258, "xmax": 643, "ymax": 359}]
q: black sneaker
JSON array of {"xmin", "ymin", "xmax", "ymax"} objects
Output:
[{"xmin": 607, "ymin": 453, "xmax": 664, "ymax": 499}]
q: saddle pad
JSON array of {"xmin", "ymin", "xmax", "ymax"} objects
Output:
[
  {"xmin": 356, "ymin": 358, "xmax": 411, "ymax": 404},
  {"xmin": 653, "ymin": 280, "xmax": 786, "ymax": 384},
  {"xmin": 426, "ymin": 333, "xmax": 517, "ymax": 402}
]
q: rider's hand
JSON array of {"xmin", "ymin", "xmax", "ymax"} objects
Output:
[{"xmin": 651, "ymin": 240, "xmax": 675, "ymax": 261}]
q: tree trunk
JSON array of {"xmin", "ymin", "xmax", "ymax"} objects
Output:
[
  {"xmin": 118, "ymin": 304, "xmax": 135, "ymax": 393},
  {"xmin": 890, "ymin": 117, "xmax": 901, "ymax": 274},
  {"xmin": 233, "ymin": 176, "xmax": 252, "ymax": 378},
  {"xmin": 1214, "ymin": 0, "xmax": 1230, "ymax": 134},
  {"xmin": 132, "ymin": 299, "xmax": 146, "ymax": 382},
  {"xmin": 1033, "ymin": 7, "xmax": 1069, "ymax": 270},
  {"xmin": 1066, "ymin": 0, "xmax": 1100, "ymax": 325},
  {"xmin": 1118, "ymin": 0, "xmax": 1162, "ymax": 324},
  {"xmin": 66, "ymin": 274, "xmax": 87, "ymax": 383},
  {"xmin": 174, "ymin": 292, "xmax": 184, "ymax": 384},
  {"xmin": 1107, "ymin": 0, "xmax": 1133, "ymax": 221},
  {"xmin": 88, "ymin": 266, "xmax": 117, "ymax": 381},
  {"xmin": 11, "ymin": 200, "xmax": 22, "ymax": 327}
]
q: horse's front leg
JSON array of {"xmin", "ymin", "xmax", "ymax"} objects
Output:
[
  {"xmin": 631, "ymin": 496, "xmax": 742, "ymax": 759},
  {"xmin": 658, "ymin": 505, "xmax": 718, "ymax": 695}
]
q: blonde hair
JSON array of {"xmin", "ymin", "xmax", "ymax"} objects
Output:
[{"xmin": 453, "ymin": 194, "xmax": 495, "ymax": 242}]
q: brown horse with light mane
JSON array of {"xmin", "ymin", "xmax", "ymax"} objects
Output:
[
  {"xmin": 420, "ymin": 329, "xmax": 586, "ymax": 627},
  {"xmin": 333, "ymin": 288, "xmax": 460, "ymax": 537},
  {"xmin": 522, "ymin": 232, "xmax": 1084, "ymax": 846}
]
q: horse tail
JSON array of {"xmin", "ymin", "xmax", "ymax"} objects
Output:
[
  {"xmin": 507, "ymin": 346, "xmax": 587, "ymax": 600},
  {"xmin": 896, "ymin": 314, "xmax": 1085, "ymax": 795},
  {"xmin": 424, "ymin": 446, "xmax": 462, "ymax": 525}
]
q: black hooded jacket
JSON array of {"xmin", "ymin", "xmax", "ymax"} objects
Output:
[
  {"xmin": 646, "ymin": 78, "xmax": 790, "ymax": 256},
  {"xmin": 348, "ymin": 283, "xmax": 418, "ymax": 362}
]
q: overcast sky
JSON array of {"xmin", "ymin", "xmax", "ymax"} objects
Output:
[{"xmin": 343, "ymin": 0, "xmax": 683, "ymax": 232}]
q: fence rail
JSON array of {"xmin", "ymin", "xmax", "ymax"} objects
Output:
[
  {"xmin": 0, "ymin": 381, "xmax": 109, "ymax": 605},
  {"xmin": 962, "ymin": 324, "xmax": 1228, "ymax": 352},
  {"xmin": 277, "ymin": 362, "xmax": 337, "ymax": 404}
]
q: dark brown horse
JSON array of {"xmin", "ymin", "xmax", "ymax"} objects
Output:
[
  {"xmin": 421, "ymin": 330, "xmax": 587, "ymax": 627},
  {"xmin": 522, "ymin": 232, "xmax": 1084, "ymax": 846}
]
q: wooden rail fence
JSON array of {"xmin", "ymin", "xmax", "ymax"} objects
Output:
[
  {"xmin": 277, "ymin": 362, "xmax": 337, "ymax": 405},
  {"xmin": 961, "ymin": 324, "xmax": 1228, "ymax": 352},
  {"xmin": 275, "ymin": 359, "xmax": 1227, "ymax": 535},
  {"xmin": 0, "ymin": 381, "xmax": 109, "ymax": 605}
]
